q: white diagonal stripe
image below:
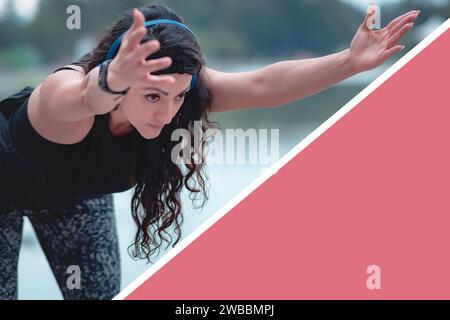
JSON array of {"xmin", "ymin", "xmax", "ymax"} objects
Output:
[{"xmin": 114, "ymin": 18, "xmax": 450, "ymax": 300}]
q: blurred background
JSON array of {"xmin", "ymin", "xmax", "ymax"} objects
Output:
[{"xmin": 0, "ymin": 0, "xmax": 448, "ymax": 299}]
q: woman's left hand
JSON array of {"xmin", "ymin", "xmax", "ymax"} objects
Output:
[{"xmin": 349, "ymin": 8, "xmax": 420, "ymax": 73}]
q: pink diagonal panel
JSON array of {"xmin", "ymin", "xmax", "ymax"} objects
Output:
[{"xmin": 126, "ymin": 29, "xmax": 450, "ymax": 299}]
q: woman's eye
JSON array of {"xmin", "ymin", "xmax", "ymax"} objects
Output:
[
  {"xmin": 176, "ymin": 93, "xmax": 187, "ymax": 101},
  {"xmin": 146, "ymin": 93, "xmax": 186, "ymax": 103},
  {"xmin": 146, "ymin": 94, "xmax": 160, "ymax": 102}
]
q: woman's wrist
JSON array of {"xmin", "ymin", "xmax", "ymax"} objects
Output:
[
  {"xmin": 341, "ymin": 48, "xmax": 360, "ymax": 76},
  {"xmin": 85, "ymin": 65, "xmax": 127, "ymax": 115},
  {"xmin": 106, "ymin": 60, "xmax": 129, "ymax": 93}
]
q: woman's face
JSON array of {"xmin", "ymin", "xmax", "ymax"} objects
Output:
[{"xmin": 120, "ymin": 73, "xmax": 193, "ymax": 139}]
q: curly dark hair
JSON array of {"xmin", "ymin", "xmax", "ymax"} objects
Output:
[{"xmin": 75, "ymin": 3, "xmax": 217, "ymax": 263}]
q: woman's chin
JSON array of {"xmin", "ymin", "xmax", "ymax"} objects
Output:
[{"xmin": 138, "ymin": 124, "xmax": 163, "ymax": 140}]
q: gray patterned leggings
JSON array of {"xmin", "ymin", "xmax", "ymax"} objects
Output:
[{"xmin": 0, "ymin": 194, "xmax": 121, "ymax": 300}]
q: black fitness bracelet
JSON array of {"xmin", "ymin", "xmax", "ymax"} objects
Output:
[{"xmin": 98, "ymin": 59, "xmax": 130, "ymax": 96}]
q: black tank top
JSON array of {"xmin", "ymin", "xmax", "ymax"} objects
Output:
[{"xmin": 0, "ymin": 65, "xmax": 135, "ymax": 210}]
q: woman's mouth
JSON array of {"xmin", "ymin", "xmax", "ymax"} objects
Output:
[{"xmin": 147, "ymin": 123, "xmax": 163, "ymax": 130}]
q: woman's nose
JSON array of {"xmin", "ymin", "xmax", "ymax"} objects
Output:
[{"xmin": 155, "ymin": 103, "xmax": 174, "ymax": 125}]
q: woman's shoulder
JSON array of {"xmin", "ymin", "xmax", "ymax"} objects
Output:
[
  {"xmin": 28, "ymin": 85, "xmax": 96, "ymax": 145},
  {"xmin": 27, "ymin": 64, "xmax": 95, "ymax": 145}
]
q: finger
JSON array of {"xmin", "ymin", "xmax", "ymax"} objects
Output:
[
  {"xmin": 143, "ymin": 57, "xmax": 172, "ymax": 73},
  {"xmin": 121, "ymin": 9, "xmax": 146, "ymax": 50},
  {"xmin": 387, "ymin": 23, "xmax": 414, "ymax": 48},
  {"xmin": 122, "ymin": 27, "xmax": 147, "ymax": 52},
  {"xmin": 389, "ymin": 13, "xmax": 418, "ymax": 36},
  {"xmin": 135, "ymin": 40, "xmax": 161, "ymax": 60},
  {"xmin": 130, "ymin": 8, "xmax": 145, "ymax": 32},
  {"xmin": 147, "ymin": 74, "xmax": 176, "ymax": 85},
  {"xmin": 363, "ymin": 9, "xmax": 376, "ymax": 30},
  {"xmin": 380, "ymin": 45, "xmax": 405, "ymax": 62},
  {"xmin": 386, "ymin": 11, "xmax": 419, "ymax": 32}
]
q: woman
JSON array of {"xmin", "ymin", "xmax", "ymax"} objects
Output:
[{"xmin": 0, "ymin": 4, "xmax": 419, "ymax": 299}]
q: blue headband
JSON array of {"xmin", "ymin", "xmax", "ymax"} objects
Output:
[{"xmin": 104, "ymin": 19, "xmax": 198, "ymax": 90}]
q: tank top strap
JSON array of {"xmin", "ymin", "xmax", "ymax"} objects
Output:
[{"xmin": 53, "ymin": 66, "xmax": 79, "ymax": 73}]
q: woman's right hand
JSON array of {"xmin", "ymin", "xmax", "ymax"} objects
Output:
[{"xmin": 107, "ymin": 8, "xmax": 175, "ymax": 92}]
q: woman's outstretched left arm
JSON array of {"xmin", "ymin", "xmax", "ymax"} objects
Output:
[{"xmin": 204, "ymin": 8, "xmax": 420, "ymax": 112}]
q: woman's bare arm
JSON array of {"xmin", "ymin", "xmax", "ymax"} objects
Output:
[
  {"xmin": 37, "ymin": 64, "xmax": 128, "ymax": 123},
  {"xmin": 204, "ymin": 9, "xmax": 420, "ymax": 113},
  {"xmin": 204, "ymin": 49, "xmax": 354, "ymax": 112}
]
